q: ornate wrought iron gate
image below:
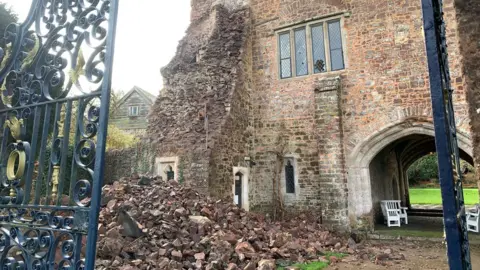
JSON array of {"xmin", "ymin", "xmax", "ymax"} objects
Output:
[
  {"xmin": 0, "ymin": 0, "xmax": 118, "ymax": 269},
  {"xmin": 422, "ymin": 0, "xmax": 471, "ymax": 269}
]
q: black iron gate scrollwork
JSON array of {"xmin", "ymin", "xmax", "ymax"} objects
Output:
[
  {"xmin": 0, "ymin": 1, "xmax": 118, "ymax": 269},
  {"xmin": 422, "ymin": 0, "xmax": 471, "ymax": 269}
]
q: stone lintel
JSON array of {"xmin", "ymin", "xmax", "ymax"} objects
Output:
[{"xmin": 314, "ymin": 76, "xmax": 341, "ymax": 93}]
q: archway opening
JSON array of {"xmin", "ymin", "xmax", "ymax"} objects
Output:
[
  {"xmin": 368, "ymin": 133, "xmax": 475, "ymax": 226},
  {"xmin": 346, "ymin": 122, "xmax": 475, "ymax": 230}
]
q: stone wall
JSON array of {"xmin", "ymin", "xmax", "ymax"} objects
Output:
[
  {"xmin": 147, "ymin": 3, "xmax": 251, "ymax": 195},
  {"xmin": 191, "ymin": 0, "xmax": 248, "ymax": 22},
  {"xmin": 313, "ymin": 77, "xmax": 348, "ymax": 227},
  {"xmin": 208, "ymin": 31, "xmax": 253, "ymax": 199},
  {"xmin": 369, "ymin": 149, "xmax": 401, "ymax": 223},
  {"xmin": 454, "ymin": 0, "xmax": 480, "ymax": 188},
  {"xmin": 103, "ymin": 142, "xmax": 155, "ymax": 185}
]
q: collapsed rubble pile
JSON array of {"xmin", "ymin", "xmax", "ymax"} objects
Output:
[{"xmin": 96, "ymin": 176, "xmax": 405, "ymax": 269}]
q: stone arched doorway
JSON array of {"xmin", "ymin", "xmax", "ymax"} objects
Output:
[
  {"xmin": 346, "ymin": 121, "xmax": 473, "ymax": 229},
  {"xmin": 232, "ymin": 167, "xmax": 250, "ymax": 211}
]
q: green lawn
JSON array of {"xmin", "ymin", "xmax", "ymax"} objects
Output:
[
  {"xmin": 276, "ymin": 253, "xmax": 346, "ymax": 270},
  {"xmin": 277, "ymin": 261, "xmax": 328, "ymax": 270},
  {"xmin": 410, "ymin": 188, "xmax": 479, "ymax": 205}
]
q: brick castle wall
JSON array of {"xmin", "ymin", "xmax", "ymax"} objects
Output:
[
  {"xmin": 248, "ymin": 0, "xmax": 470, "ymax": 228},
  {"xmin": 454, "ymin": 0, "xmax": 480, "ymax": 188},
  {"xmin": 146, "ymin": 0, "xmax": 475, "ymax": 230}
]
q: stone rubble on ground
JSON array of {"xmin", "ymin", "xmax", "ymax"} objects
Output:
[{"xmin": 95, "ymin": 175, "xmax": 406, "ymax": 269}]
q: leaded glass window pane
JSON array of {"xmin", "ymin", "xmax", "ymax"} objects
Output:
[
  {"xmin": 279, "ymin": 32, "xmax": 292, "ymax": 78},
  {"xmin": 294, "ymin": 27, "xmax": 308, "ymax": 76},
  {"xmin": 280, "ymin": 59, "xmax": 291, "ymax": 78},
  {"xmin": 328, "ymin": 20, "xmax": 345, "ymax": 71},
  {"xmin": 311, "ymin": 24, "xmax": 326, "ymax": 73},
  {"xmin": 285, "ymin": 160, "xmax": 295, "ymax": 194}
]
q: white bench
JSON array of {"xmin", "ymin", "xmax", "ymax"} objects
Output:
[
  {"xmin": 380, "ymin": 200, "xmax": 401, "ymax": 227},
  {"xmin": 467, "ymin": 204, "xmax": 480, "ymax": 233}
]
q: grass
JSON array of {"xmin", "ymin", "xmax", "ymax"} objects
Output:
[
  {"xmin": 277, "ymin": 261, "xmax": 328, "ymax": 270},
  {"xmin": 409, "ymin": 188, "xmax": 479, "ymax": 205},
  {"xmin": 276, "ymin": 253, "xmax": 346, "ymax": 270},
  {"xmin": 323, "ymin": 252, "xmax": 347, "ymax": 259}
]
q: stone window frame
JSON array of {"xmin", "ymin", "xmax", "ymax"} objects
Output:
[
  {"xmin": 128, "ymin": 106, "xmax": 139, "ymax": 116},
  {"xmin": 155, "ymin": 156, "xmax": 179, "ymax": 182},
  {"xmin": 281, "ymin": 155, "xmax": 300, "ymax": 200},
  {"xmin": 276, "ymin": 14, "xmax": 348, "ymax": 80},
  {"xmin": 285, "ymin": 159, "xmax": 296, "ymax": 194},
  {"xmin": 232, "ymin": 167, "xmax": 250, "ymax": 211}
]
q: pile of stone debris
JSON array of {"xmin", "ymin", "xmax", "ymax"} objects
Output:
[{"xmin": 95, "ymin": 175, "xmax": 405, "ymax": 269}]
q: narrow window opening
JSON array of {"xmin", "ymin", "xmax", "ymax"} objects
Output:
[
  {"xmin": 328, "ymin": 20, "xmax": 345, "ymax": 71},
  {"xmin": 311, "ymin": 24, "xmax": 326, "ymax": 73},
  {"xmin": 294, "ymin": 27, "xmax": 308, "ymax": 76},
  {"xmin": 279, "ymin": 32, "xmax": 292, "ymax": 79},
  {"xmin": 285, "ymin": 160, "xmax": 295, "ymax": 194},
  {"xmin": 235, "ymin": 172, "xmax": 243, "ymax": 207}
]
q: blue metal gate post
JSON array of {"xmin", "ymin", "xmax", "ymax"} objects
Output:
[{"xmin": 422, "ymin": 0, "xmax": 471, "ymax": 269}]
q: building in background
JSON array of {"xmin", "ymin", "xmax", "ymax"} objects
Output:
[{"xmin": 111, "ymin": 86, "xmax": 156, "ymax": 135}]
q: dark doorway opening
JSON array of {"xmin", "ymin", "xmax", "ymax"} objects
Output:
[{"xmin": 235, "ymin": 172, "xmax": 243, "ymax": 207}]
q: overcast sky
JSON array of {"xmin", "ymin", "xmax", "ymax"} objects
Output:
[{"xmin": 2, "ymin": 0, "xmax": 191, "ymax": 95}]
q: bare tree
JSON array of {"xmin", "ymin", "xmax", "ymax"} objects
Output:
[
  {"xmin": 109, "ymin": 89, "xmax": 125, "ymax": 118},
  {"xmin": 270, "ymin": 122, "xmax": 288, "ymax": 220}
]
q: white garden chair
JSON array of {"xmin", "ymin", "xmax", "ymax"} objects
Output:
[
  {"xmin": 467, "ymin": 204, "xmax": 480, "ymax": 233},
  {"xmin": 381, "ymin": 201, "xmax": 401, "ymax": 227},
  {"xmin": 393, "ymin": 200, "xmax": 408, "ymax": 224},
  {"xmin": 381, "ymin": 200, "xmax": 408, "ymax": 224}
]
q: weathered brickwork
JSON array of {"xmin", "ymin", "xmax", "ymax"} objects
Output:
[
  {"xmin": 148, "ymin": 0, "xmax": 476, "ymax": 230},
  {"xmin": 104, "ymin": 141, "xmax": 155, "ymax": 185},
  {"xmin": 313, "ymin": 78, "xmax": 348, "ymax": 227},
  {"xmin": 369, "ymin": 149, "xmax": 399, "ymax": 223},
  {"xmin": 453, "ymin": 0, "xmax": 480, "ymax": 187},
  {"xmin": 191, "ymin": 0, "xmax": 248, "ymax": 22},
  {"xmin": 147, "ymin": 2, "xmax": 251, "ymax": 195},
  {"xmin": 208, "ymin": 32, "xmax": 253, "ymax": 199}
]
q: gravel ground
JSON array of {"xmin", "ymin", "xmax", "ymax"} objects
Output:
[{"xmin": 328, "ymin": 241, "xmax": 480, "ymax": 270}]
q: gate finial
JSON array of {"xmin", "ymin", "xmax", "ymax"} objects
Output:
[{"xmin": 4, "ymin": 116, "xmax": 24, "ymax": 142}]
